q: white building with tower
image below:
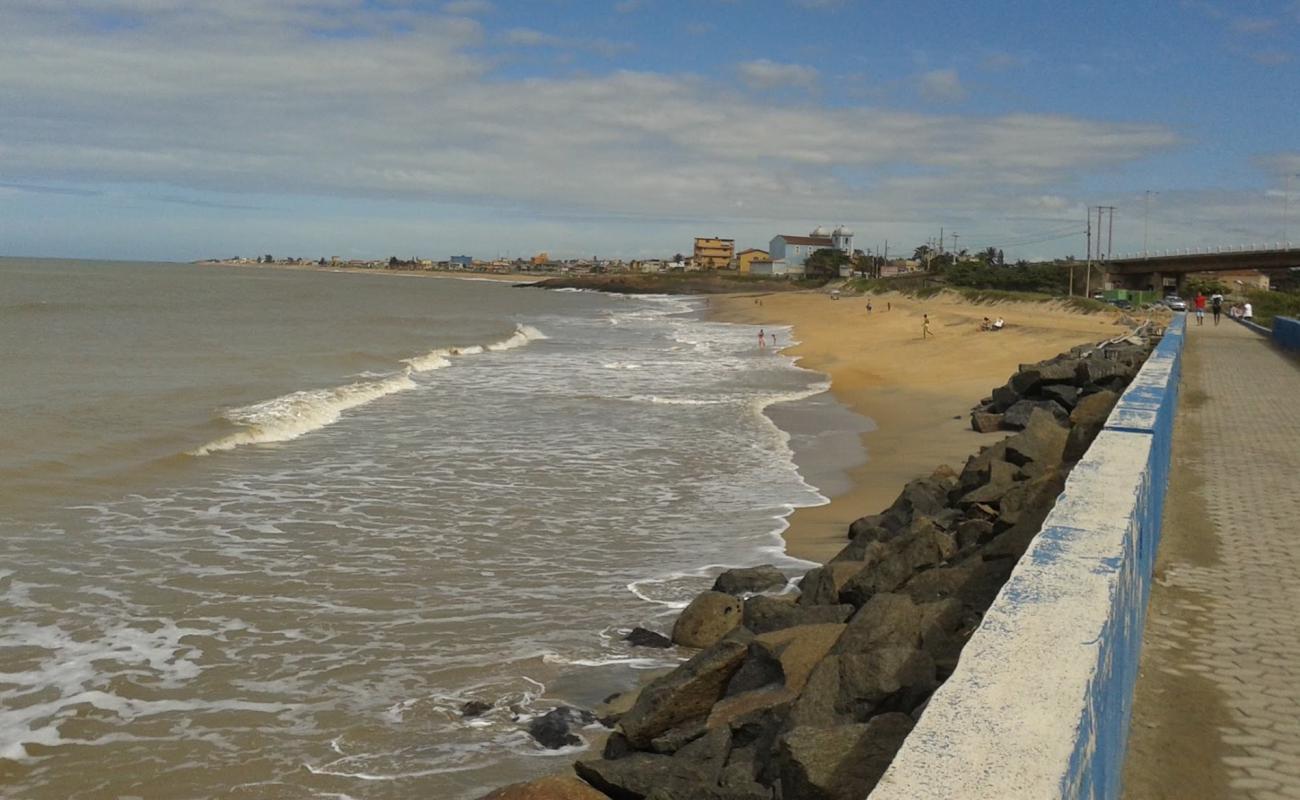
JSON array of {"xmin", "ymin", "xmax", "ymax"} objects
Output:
[{"xmin": 767, "ymin": 226, "xmax": 854, "ymax": 273}]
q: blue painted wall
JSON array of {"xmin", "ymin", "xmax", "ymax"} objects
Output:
[
  {"xmin": 870, "ymin": 315, "xmax": 1187, "ymax": 799},
  {"xmin": 1272, "ymin": 316, "xmax": 1300, "ymax": 352}
]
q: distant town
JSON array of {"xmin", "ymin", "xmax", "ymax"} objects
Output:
[{"xmin": 201, "ymin": 226, "xmax": 931, "ymax": 280}]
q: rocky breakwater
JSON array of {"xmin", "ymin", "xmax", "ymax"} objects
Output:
[{"xmin": 485, "ymin": 335, "xmax": 1153, "ymax": 800}]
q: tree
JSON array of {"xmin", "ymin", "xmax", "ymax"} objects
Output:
[
  {"xmin": 264, "ymin": 254, "xmax": 273, "ymax": 264},
  {"xmin": 805, "ymin": 248, "xmax": 850, "ymax": 281},
  {"xmin": 913, "ymin": 244, "xmax": 933, "ymax": 262}
]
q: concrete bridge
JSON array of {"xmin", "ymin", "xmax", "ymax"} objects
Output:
[{"xmin": 1106, "ymin": 245, "xmax": 1300, "ymax": 293}]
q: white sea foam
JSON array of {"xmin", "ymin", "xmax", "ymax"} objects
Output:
[
  {"xmin": 486, "ymin": 324, "xmax": 548, "ymax": 352},
  {"xmin": 193, "ymin": 325, "xmax": 548, "ymax": 455},
  {"xmin": 190, "ymin": 372, "xmax": 418, "ymax": 455}
]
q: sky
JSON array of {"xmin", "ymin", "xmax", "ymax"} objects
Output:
[{"xmin": 1, "ymin": 0, "xmax": 1298, "ymax": 262}]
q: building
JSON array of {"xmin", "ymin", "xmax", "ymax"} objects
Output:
[
  {"xmin": 737, "ymin": 248, "xmax": 769, "ymax": 274},
  {"xmin": 693, "ymin": 237, "xmax": 736, "ymax": 270},
  {"xmin": 748, "ymin": 259, "xmax": 804, "ymax": 278},
  {"xmin": 450, "ymin": 255, "xmax": 472, "ymax": 269},
  {"xmin": 532, "ymin": 252, "xmax": 549, "ymax": 266},
  {"xmin": 769, "ymin": 226, "xmax": 854, "ymax": 271}
]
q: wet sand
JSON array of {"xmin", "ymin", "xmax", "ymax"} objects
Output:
[{"xmin": 711, "ymin": 290, "xmax": 1141, "ymax": 563}]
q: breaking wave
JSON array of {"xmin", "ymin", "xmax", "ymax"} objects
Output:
[{"xmin": 191, "ymin": 324, "xmax": 546, "ymax": 455}]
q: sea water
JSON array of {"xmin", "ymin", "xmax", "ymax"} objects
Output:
[{"xmin": 0, "ymin": 259, "xmax": 867, "ymax": 798}]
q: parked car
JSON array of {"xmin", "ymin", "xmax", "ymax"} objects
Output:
[
  {"xmin": 1164, "ymin": 295, "xmax": 1188, "ymax": 311},
  {"xmin": 1108, "ymin": 298, "xmax": 1133, "ymax": 310}
]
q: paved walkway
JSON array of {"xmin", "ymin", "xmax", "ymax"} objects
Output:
[{"xmin": 1124, "ymin": 320, "xmax": 1300, "ymax": 800}]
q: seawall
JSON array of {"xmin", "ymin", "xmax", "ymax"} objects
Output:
[
  {"xmin": 869, "ymin": 313, "xmax": 1187, "ymax": 799},
  {"xmin": 1270, "ymin": 316, "xmax": 1300, "ymax": 352}
]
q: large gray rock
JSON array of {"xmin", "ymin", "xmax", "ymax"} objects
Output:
[
  {"xmin": 478, "ymin": 775, "xmax": 610, "ymax": 800},
  {"xmin": 775, "ymin": 715, "xmax": 915, "ymax": 800},
  {"xmin": 574, "ymin": 753, "xmax": 716, "ymax": 800},
  {"xmin": 1003, "ymin": 407, "xmax": 1069, "ymax": 469},
  {"xmin": 834, "ymin": 593, "xmax": 924, "ymax": 653},
  {"xmin": 799, "ymin": 562, "xmax": 870, "ymax": 606},
  {"xmin": 845, "ymin": 518, "xmax": 894, "ymax": 543},
  {"xmin": 955, "ymin": 441, "xmax": 1008, "ymax": 497},
  {"xmin": 727, "ymin": 624, "xmax": 845, "ymax": 696},
  {"xmin": 836, "ymin": 648, "xmax": 937, "ymax": 719},
  {"xmin": 970, "ymin": 410, "xmax": 1003, "ymax": 433},
  {"xmin": 673, "ymin": 592, "xmax": 742, "ymax": 648},
  {"xmin": 958, "ymin": 458, "xmax": 1021, "ymax": 506},
  {"xmin": 1042, "ymin": 383, "xmax": 1081, "ymax": 410},
  {"xmin": 1002, "ymin": 399, "xmax": 1068, "ymax": 430},
  {"xmin": 1076, "ymin": 355, "xmax": 1137, "ymax": 387},
  {"xmin": 1064, "ymin": 389, "xmax": 1120, "ymax": 462},
  {"xmin": 988, "ymin": 384, "xmax": 1021, "ymax": 412},
  {"xmin": 830, "ymin": 535, "xmax": 888, "ymax": 564},
  {"xmin": 836, "ymin": 554, "xmax": 913, "ymax": 607},
  {"xmin": 954, "ymin": 518, "xmax": 995, "ymax": 549},
  {"xmin": 743, "ymin": 595, "xmax": 854, "ymax": 635},
  {"xmin": 618, "ymin": 639, "xmax": 748, "ymax": 747},
  {"xmin": 712, "ymin": 565, "xmax": 788, "ymax": 596}
]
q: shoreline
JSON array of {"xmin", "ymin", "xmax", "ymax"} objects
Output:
[
  {"xmin": 198, "ymin": 260, "xmax": 540, "ymax": 283},
  {"xmin": 709, "ymin": 289, "xmax": 1135, "ymax": 563}
]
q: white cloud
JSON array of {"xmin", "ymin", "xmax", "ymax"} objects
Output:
[
  {"xmin": 736, "ymin": 59, "xmax": 819, "ymax": 90},
  {"xmin": 0, "ymin": 0, "xmax": 1187, "ymax": 257},
  {"xmin": 502, "ymin": 26, "xmax": 632, "ymax": 56},
  {"xmin": 919, "ymin": 68, "xmax": 966, "ymax": 102}
]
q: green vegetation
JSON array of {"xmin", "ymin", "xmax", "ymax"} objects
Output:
[
  {"xmin": 1244, "ymin": 289, "xmax": 1300, "ymax": 329},
  {"xmin": 845, "ymin": 275, "xmax": 1111, "ymax": 313}
]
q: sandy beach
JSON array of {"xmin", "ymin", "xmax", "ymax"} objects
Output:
[{"xmin": 711, "ymin": 289, "xmax": 1145, "ymax": 563}]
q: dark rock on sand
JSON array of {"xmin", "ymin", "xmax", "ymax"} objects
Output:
[
  {"xmin": 626, "ymin": 627, "xmax": 673, "ymax": 649},
  {"xmin": 1002, "ymin": 399, "xmax": 1068, "ymax": 430},
  {"xmin": 1003, "ymin": 408, "xmax": 1069, "ymax": 469},
  {"xmin": 712, "ymin": 565, "xmax": 788, "ymax": 596},
  {"xmin": 799, "ymin": 562, "xmax": 871, "ymax": 606},
  {"xmin": 462, "ymin": 699, "xmax": 493, "ymax": 718},
  {"xmin": 672, "ymin": 592, "xmax": 742, "ymax": 648},
  {"xmin": 1063, "ymin": 388, "xmax": 1119, "ymax": 462}
]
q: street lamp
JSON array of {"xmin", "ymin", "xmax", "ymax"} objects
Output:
[{"xmin": 1143, "ymin": 190, "xmax": 1158, "ymax": 258}]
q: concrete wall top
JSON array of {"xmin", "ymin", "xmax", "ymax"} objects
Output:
[
  {"xmin": 870, "ymin": 316, "xmax": 1185, "ymax": 800},
  {"xmin": 869, "ymin": 430, "xmax": 1152, "ymax": 798}
]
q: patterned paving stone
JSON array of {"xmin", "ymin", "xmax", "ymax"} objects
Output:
[{"xmin": 1124, "ymin": 320, "xmax": 1300, "ymax": 799}]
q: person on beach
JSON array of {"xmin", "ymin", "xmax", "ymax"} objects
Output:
[
  {"xmin": 1211, "ymin": 292, "xmax": 1223, "ymax": 325},
  {"xmin": 770, "ymin": 332, "xmax": 778, "ymax": 347},
  {"xmin": 1194, "ymin": 292, "xmax": 1206, "ymax": 325},
  {"xmin": 922, "ymin": 314, "xmax": 933, "ymax": 339},
  {"xmin": 1243, "ymin": 302, "xmax": 1253, "ymax": 321},
  {"xmin": 866, "ymin": 299, "xmax": 873, "ymax": 314},
  {"xmin": 758, "ymin": 329, "xmax": 766, "ymax": 348},
  {"xmin": 980, "ymin": 316, "xmax": 992, "ymax": 331}
]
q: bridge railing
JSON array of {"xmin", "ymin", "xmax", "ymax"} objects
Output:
[{"xmin": 1111, "ymin": 243, "xmax": 1297, "ymax": 261}]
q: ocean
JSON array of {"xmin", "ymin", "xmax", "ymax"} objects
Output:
[{"xmin": 0, "ymin": 258, "xmax": 869, "ymax": 798}]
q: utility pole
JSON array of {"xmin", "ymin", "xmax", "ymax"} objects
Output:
[
  {"xmin": 1286, "ymin": 172, "xmax": 1297, "ymax": 247},
  {"xmin": 950, "ymin": 232, "xmax": 959, "ymax": 260},
  {"xmin": 1143, "ymin": 191, "xmax": 1157, "ymax": 258},
  {"xmin": 939, "ymin": 227, "xmax": 944, "ymax": 255}
]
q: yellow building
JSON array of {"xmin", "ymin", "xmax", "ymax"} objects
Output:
[
  {"xmin": 532, "ymin": 252, "xmax": 549, "ymax": 265},
  {"xmin": 737, "ymin": 248, "xmax": 769, "ymax": 274},
  {"xmin": 693, "ymin": 237, "xmax": 736, "ymax": 269}
]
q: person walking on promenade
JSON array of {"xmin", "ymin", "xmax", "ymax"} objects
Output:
[
  {"xmin": 922, "ymin": 314, "xmax": 933, "ymax": 339},
  {"xmin": 1211, "ymin": 292, "xmax": 1224, "ymax": 325},
  {"xmin": 1194, "ymin": 292, "xmax": 1206, "ymax": 326}
]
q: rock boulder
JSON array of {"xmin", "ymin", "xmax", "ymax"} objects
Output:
[
  {"xmin": 712, "ymin": 565, "xmax": 788, "ymax": 596},
  {"xmin": 673, "ymin": 592, "xmax": 742, "ymax": 648},
  {"xmin": 775, "ymin": 715, "xmax": 915, "ymax": 800},
  {"xmin": 618, "ymin": 639, "xmax": 748, "ymax": 747}
]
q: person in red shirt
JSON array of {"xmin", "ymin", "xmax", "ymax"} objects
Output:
[{"xmin": 1194, "ymin": 292, "xmax": 1207, "ymax": 326}]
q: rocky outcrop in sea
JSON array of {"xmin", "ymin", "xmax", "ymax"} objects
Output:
[{"xmin": 485, "ymin": 334, "xmax": 1154, "ymax": 800}]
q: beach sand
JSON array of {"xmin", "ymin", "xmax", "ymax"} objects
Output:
[{"xmin": 711, "ymin": 290, "xmax": 1148, "ymax": 563}]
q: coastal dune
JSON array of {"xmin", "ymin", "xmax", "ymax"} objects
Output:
[{"xmin": 709, "ymin": 290, "xmax": 1131, "ymax": 563}]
